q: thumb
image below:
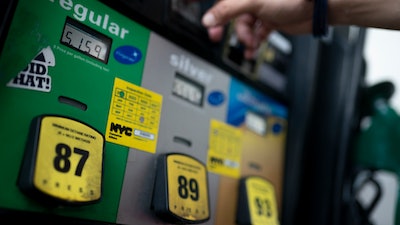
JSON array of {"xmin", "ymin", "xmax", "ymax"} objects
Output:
[{"xmin": 202, "ymin": 0, "xmax": 257, "ymax": 27}]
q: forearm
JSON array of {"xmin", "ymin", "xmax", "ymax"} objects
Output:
[{"xmin": 329, "ymin": 0, "xmax": 400, "ymax": 30}]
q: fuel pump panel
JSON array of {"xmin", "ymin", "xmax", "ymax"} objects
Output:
[{"xmin": 0, "ymin": 0, "xmax": 290, "ymax": 224}]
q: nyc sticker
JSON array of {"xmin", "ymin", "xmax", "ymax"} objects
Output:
[{"xmin": 7, "ymin": 46, "xmax": 55, "ymax": 92}]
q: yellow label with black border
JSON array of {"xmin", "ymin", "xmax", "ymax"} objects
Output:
[
  {"xmin": 207, "ymin": 119, "xmax": 242, "ymax": 178},
  {"xmin": 105, "ymin": 77, "xmax": 162, "ymax": 153},
  {"xmin": 247, "ymin": 177, "xmax": 280, "ymax": 225},
  {"xmin": 34, "ymin": 116, "xmax": 104, "ymax": 202},
  {"xmin": 167, "ymin": 154, "xmax": 210, "ymax": 221}
]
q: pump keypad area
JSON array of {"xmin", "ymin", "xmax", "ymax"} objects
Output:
[{"xmin": 18, "ymin": 115, "xmax": 105, "ymax": 205}]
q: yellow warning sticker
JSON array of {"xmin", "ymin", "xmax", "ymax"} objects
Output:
[
  {"xmin": 105, "ymin": 77, "xmax": 162, "ymax": 153},
  {"xmin": 207, "ymin": 119, "xmax": 243, "ymax": 178}
]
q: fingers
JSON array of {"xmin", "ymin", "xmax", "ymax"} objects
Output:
[
  {"xmin": 202, "ymin": 0, "xmax": 257, "ymax": 28},
  {"xmin": 235, "ymin": 15, "xmax": 271, "ymax": 59},
  {"xmin": 236, "ymin": 15, "xmax": 269, "ymax": 46},
  {"xmin": 202, "ymin": 0, "xmax": 270, "ymax": 58},
  {"xmin": 201, "ymin": 0, "xmax": 270, "ymax": 59},
  {"xmin": 235, "ymin": 14, "xmax": 257, "ymax": 48},
  {"xmin": 242, "ymin": 27, "xmax": 270, "ymax": 60},
  {"xmin": 207, "ymin": 26, "xmax": 225, "ymax": 42}
]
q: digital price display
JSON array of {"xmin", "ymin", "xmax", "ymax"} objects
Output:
[
  {"xmin": 60, "ymin": 17, "xmax": 112, "ymax": 64},
  {"xmin": 172, "ymin": 73, "xmax": 204, "ymax": 107},
  {"xmin": 18, "ymin": 115, "xmax": 105, "ymax": 205},
  {"xmin": 245, "ymin": 111, "xmax": 267, "ymax": 136},
  {"xmin": 237, "ymin": 176, "xmax": 280, "ymax": 225},
  {"xmin": 152, "ymin": 153, "xmax": 210, "ymax": 224}
]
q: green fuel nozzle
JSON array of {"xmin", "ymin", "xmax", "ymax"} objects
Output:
[{"xmin": 353, "ymin": 81, "xmax": 400, "ymax": 224}]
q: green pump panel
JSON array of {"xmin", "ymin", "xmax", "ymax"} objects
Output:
[{"xmin": 0, "ymin": 0, "xmax": 150, "ymax": 222}]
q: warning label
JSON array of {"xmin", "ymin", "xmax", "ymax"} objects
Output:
[
  {"xmin": 207, "ymin": 119, "xmax": 243, "ymax": 178},
  {"xmin": 105, "ymin": 77, "xmax": 163, "ymax": 153}
]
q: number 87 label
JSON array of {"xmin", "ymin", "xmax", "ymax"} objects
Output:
[{"xmin": 18, "ymin": 115, "xmax": 104, "ymax": 205}]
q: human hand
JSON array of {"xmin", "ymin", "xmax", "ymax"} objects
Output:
[{"xmin": 202, "ymin": 0, "xmax": 314, "ymax": 58}]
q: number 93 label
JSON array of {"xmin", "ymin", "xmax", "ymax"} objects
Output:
[
  {"xmin": 18, "ymin": 115, "xmax": 104, "ymax": 205},
  {"xmin": 237, "ymin": 176, "xmax": 280, "ymax": 225}
]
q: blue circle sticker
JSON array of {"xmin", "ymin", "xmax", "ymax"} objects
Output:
[
  {"xmin": 208, "ymin": 91, "xmax": 225, "ymax": 106},
  {"xmin": 114, "ymin": 45, "xmax": 142, "ymax": 65},
  {"xmin": 272, "ymin": 122, "xmax": 283, "ymax": 134}
]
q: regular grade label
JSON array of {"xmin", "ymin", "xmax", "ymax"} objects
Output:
[{"xmin": 33, "ymin": 116, "xmax": 104, "ymax": 203}]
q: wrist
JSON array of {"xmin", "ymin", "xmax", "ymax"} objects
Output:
[
  {"xmin": 328, "ymin": 0, "xmax": 400, "ymax": 30},
  {"xmin": 328, "ymin": 0, "xmax": 350, "ymax": 26}
]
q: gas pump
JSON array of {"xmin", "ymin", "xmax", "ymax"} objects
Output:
[{"xmin": 0, "ymin": 0, "xmax": 320, "ymax": 224}]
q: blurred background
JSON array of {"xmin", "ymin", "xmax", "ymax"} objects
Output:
[{"xmin": 360, "ymin": 28, "xmax": 400, "ymax": 225}]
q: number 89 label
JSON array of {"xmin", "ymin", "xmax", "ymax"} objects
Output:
[
  {"xmin": 167, "ymin": 154, "xmax": 210, "ymax": 221},
  {"xmin": 32, "ymin": 116, "xmax": 104, "ymax": 203}
]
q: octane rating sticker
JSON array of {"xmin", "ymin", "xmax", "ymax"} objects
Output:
[
  {"xmin": 207, "ymin": 119, "xmax": 243, "ymax": 178},
  {"xmin": 105, "ymin": 77, "xmax": 162, "ymax": 153},
  {"xmin": 247, "ymin": 177, "xmax": 279, "ymax": 225},
  {"xmin": 7, "ymin": 46, "xmax": 55, "ymax": 92},
  {"xmin": 167, "ymin": 154, "xmax": 210, "ymax": 221},
  {"xmin": 34, "ymin": 116, "xmax": 104, "ymax": 203}
]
